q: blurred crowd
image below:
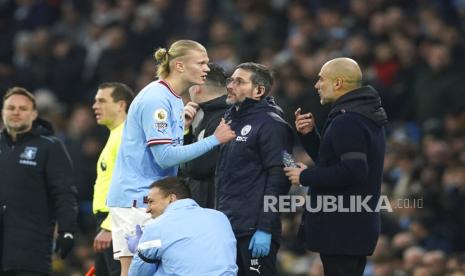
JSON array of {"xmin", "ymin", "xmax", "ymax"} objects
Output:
[{"xmin": 1, "ymin": 0, "xmax": 465, "ymax": 275}]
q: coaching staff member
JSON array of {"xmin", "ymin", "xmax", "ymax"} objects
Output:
[
  {"xmin": 216, "ymin": 62, "xmax": 293, "ymax": 275},
  {"xmin": 285, "ymin": 58, "xmax": 387, "ymax": 276},
  {"xmin": 0, "ymin": 87, "xmax": 78, "ymax": 276}
]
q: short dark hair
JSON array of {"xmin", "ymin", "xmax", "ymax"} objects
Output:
[
  {"xmin": 149, "ymin": 177, "xmax": 192, "ymax": 200},
  {"xmin": 3, "ymin": 87, "xmax": 36, "ymax": 109},
  {"xmin": 205, "ymin": 63, "xmax": 227, "ymax": 87},
  {"xmin": 98, "ymin": 82, "xmax": 135, "ymax": 113},
  {"xmin": 236, "ymin": 62, "xmax": 274, "ymax": 96}
]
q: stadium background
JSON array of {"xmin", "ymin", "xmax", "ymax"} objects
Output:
[{"xmin": 1, "ymin": 0, "xmax": 465, "ymax": 275}]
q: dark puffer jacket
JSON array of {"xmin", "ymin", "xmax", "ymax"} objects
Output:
[
  {"xmin": 215, "ymin": 96, "xmax": 293, "ymax": 238},
  {"xmin": 0, "ymin": 119, "xmax": 78, "ymax": 274}
]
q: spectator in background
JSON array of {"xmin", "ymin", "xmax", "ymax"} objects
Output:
[
  {"xmin": 412, "ymin": 42, "xmax": 463, "ymax": 122},
  {"xmin": 180, "ymin": 62, "xmax": 229, "ymax": 208},
  {"xmin": 285, "ymin": 58, "xmax": 387, "ymax": 276},
  {"xmin": 49, "ymin": 35, "xmax": 86, "ymax": 106},
  {"xmin": 0, "ymin": 87, "xmax": 78, "ymax": 276},
  {"xmin": 275, "ymin": 72, "xmax": 328, "ymax": 132},
  {"xmin": 95, "ymin": 24, "xmax": 135, "ymax": 86},
  {"xmin": 216, "ymin": 62, "xmax": 293, "ymax": 275},
  {"xmin": 65, "ymin": 104, "xmax": 104, "ymax": 234},
  {"xmin": 91, "ymin": 83, "xmax": 134, "ymax": 276},
  {"xmin": 127, "ymin": 177, "xmax": 238, "ymax": 275},
  {"xmin": 105, "ymin": 39, "xmax": 235, "ymax": 275},
  {"xmin": 1, "ymin": 1, "xmax": 465, "ymax": 274}
]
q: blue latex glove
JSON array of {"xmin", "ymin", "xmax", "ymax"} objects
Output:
[
  {"xmin": 248, "ymin": 230, "xmax": 272, "ymax": 258},
  {"xmin": 125, "ymin": 224, "xmax": 143, "ymax": 254}
]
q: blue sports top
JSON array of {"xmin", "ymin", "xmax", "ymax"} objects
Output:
[{"xmin": 107, "ymin": 80, "xmax": 219, "ymax": 207}]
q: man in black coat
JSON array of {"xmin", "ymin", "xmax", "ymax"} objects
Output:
[
  {"xmin": 0, "ymin": 87, "xmax": 78, "ymax": 276},
  {"xmin": 284, "ymin": 58, "xmax": 387, "ymax": 276},
  {"xmin": 216, "ymin": 62, "xmax": 293, "ymax": 275},
  {"xmin": 180, "ymin": 63, "xmax": 229, "ymax": 208}
]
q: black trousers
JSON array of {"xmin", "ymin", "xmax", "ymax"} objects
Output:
[
  {"xmin": 320, "ymin": 254, "xmax": 367, "ymax": 276},
  {"xmin": 94, "ymin": 213, "xmax": 121, "ymax": 276},
  {"xmin": 0, "ymin": 271, "xmax": 48, "ymax": 276},
  {"xmin": 236, "ymin": 235, "xmax": 279, "ymax": 276}
]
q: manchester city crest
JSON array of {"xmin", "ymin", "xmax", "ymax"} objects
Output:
[{"xmin": 241, "ymin": 125, "xmax": 252, "ymax": 136}]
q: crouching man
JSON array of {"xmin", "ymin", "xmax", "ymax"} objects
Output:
[{"xmin": 127, "ymin": 177, "xmax": 238, "ymax": 275}]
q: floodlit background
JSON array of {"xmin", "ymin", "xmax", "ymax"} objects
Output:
[{"xmin": 1, "ymin": 0, "xmax": 465, "ymax": 275}]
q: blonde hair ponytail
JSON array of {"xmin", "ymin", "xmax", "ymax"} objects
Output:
[
  {"xmin": 154, "ymin": 47, "xmax": 170, "ymax": 79},
  {"xmin": 154, "ymin": 40, "xmax": 206, "ymax": 79}
]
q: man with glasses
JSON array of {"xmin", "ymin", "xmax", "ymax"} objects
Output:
[{"xmin": 215, "ymin": 62, "xmax": 293, "ymax": 275}]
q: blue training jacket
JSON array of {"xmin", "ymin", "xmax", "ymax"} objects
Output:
[{"xmin": 129, "ymin": 199, "xmax": 238, "ymax": 276}]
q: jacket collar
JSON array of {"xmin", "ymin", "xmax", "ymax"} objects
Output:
[
  {"xmin": 199, "ymin": 95, "xmax": 228, "ymax": 112},
  {"xmin": 226, "ymin": 96, "xmax": 284, "ymax": 119},
  {"xmin": 328, "ymin": 85, "xmax": 388, "ymax": 127},
  {"xmin": 1, "ymin": 128, "xmax": 34, "ymax": 146},
  {"xmin": 1, "ymin": 118, "xmax": 55, "ymax": 146},
  {"xmin": 165, "ymin": 198, "xmax": 199, "ymax": 212}
]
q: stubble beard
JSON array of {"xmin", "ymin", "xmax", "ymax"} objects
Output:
[{"xmin": 5, "ymin": 121, "xmax": 31, "ymax": 134}]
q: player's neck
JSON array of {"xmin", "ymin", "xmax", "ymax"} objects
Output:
[{"xmin": 163, "ymin": 76, "xmax": 187, "ymax": 97}]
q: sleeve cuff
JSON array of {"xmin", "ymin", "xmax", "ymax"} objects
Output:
[
  {"xmin": 101, "ymin": 215, "xmax": 112, "ymax": 231},
  {"xmin": 300, "ymin": 168, "xmax": 311, "ymax": 187},
  {"xmin": 147, "ymin": 138, "xmax": 172, "ymax": 146},
  {"xmin": 206, "ymin": 135, "xmax": 220, "ymax": 146}
]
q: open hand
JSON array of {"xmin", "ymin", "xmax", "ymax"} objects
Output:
[
  {"xmin": 93, "ymin": 229, "xmax": 112, "ymax": 252},
  {"xmin": 125, "ymin": 224, "xmax": 143, "ymax": 254}
]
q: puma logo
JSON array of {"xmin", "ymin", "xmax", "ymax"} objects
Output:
[{"xmin": 249, "ymin": 265, "xmax": 261, "ymax": 274}]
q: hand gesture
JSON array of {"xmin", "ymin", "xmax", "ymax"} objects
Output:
[
  {"xmin": 93, "ymin": 229, "xmax": 112, "ymax": 252},
  {"xmin": 295, "ymin": 108, "xmax": 314, "ymax": 135},
  {"xmin": 184, "ymin": 102, "xmax": 199, "ymax": 129},
  {"xmin": 125, "ymin": 224, "xmax": 143, "ymax": 254},
  {"xmin": 213, "ymin": 118, "xmax": 236, "ymax": 144},
  {"xmin": 284, "ymin": 162, "xmax": 308, "ymax": 185}
]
